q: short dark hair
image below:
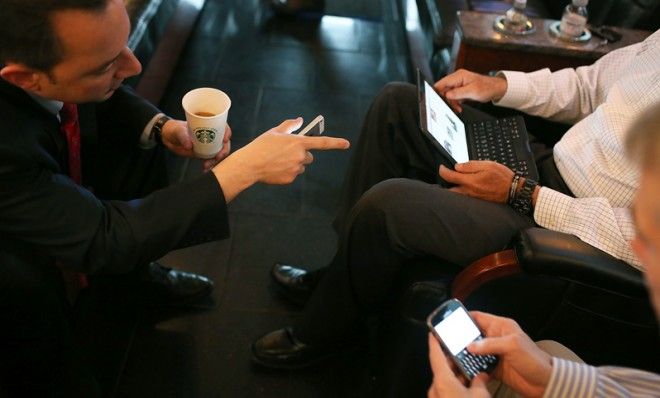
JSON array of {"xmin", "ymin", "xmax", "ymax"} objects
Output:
[
  {"xmin": 626, "ymin": 101, "xmax": 660, "ymax": 171},
  {"xmin": 0, "ymin": 0, "xmax": 109, "ymax": 72}
]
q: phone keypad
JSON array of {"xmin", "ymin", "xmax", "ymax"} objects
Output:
[{"xmin": 456, "ymin": 349, "xmax": 498, "ymax": 379}]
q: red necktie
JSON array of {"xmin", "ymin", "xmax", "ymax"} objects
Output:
[
  {"xmin": 59, "ymin": 103, "xmax": 82, "ymax": 184},
  {"xmin": 59, "ymin": 103, "xmax": 88, "ymax": 289}
]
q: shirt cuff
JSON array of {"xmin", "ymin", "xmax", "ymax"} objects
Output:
[
  {"xmin": 139, "ymin": 112, "xmax": 164, "ymax": 149},
  {"xmin": 493, "ymin": 71, "xmax": 528, "ymax": 107},
  {"xmin": 494, "ymin": 69, "xmax": 550, "ymax": 109},
  {"xmin": 533, "ymin": 187, "xmax": 572, "ymax": 231},
  {"xmin": 543, "ymin": 358, "xmax": 598, "ymax": 398}
]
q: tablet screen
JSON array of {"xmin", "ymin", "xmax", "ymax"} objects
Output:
[{"xmin": 422, "ymin": 80, "xmax": 469, "ymax": 164}]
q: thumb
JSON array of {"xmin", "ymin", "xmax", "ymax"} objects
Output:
[
  {"xmin": 175, "ymin": 125, "xmax": 193, "ymax": 150},
  {"xmin": 470, "ymin": 373, "xmax": 491, "ymax": 394},
  {"xmin": 468, "ymin": 336, "xmax": 510, "ymax": 356},
  {"xmin": 445, "ymin": 84, "xmax": 479, "ymax": 101},
  {"xmin": 276, "ymin": 117, "xmax": 304, "ymax": 134}
]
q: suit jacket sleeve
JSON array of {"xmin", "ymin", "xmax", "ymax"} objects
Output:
[
  {"xmin": 93, "ymin": 85, "xmax": 161, "ymax": 145},
  {"xmin": 0, "ymin": 85, "xmax": 230, "ymax": 274}
]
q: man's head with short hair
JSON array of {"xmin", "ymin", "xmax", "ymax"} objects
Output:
[
  {"xmin": 0, "ymin": 0, "xmax": 142, "ymax": 103},
  {"xmin": 626, "ymin": 101, "xmax": 660, "ymax": 318},
  {"xmin": 0, "ymin": 0, "xmax": 108, "ymax": 72}
]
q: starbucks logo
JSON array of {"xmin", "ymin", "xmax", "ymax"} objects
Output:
[{"xmin": 195, "ymin": 128, "xmax": 216, "ymax": 144}]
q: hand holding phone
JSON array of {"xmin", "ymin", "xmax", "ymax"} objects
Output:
[
  {"xmin": 427, "ymin": 299, "xmax": 499, "ymax": 380},
  {"xmin": 297, "ymin": 115, "xmax": 325, "ymax": 136}
]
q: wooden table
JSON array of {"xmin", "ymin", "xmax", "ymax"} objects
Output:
[{"xmin": 450, "ymin": 11, "xmax": 651, "ymax": 74}]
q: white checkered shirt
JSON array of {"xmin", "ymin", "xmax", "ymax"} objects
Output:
[{"xmin": 495, "ymin": 29, "xmax": 660, "ymax": 270}]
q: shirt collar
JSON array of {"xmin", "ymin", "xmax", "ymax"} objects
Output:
[{"xmin": 26, "ymin": 91, "xmax": 63, "ymax": 117}]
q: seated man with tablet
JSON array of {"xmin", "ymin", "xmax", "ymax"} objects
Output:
[
  {"xmin": 418, "ymin": 70, "xmax": 538, "ymax": 180},
  {"xmin": 252, "ymin": 30, "xmax": 659, "ymax": 370}
]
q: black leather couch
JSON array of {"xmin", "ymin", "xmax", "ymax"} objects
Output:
[
  {"xmin": 403, "ymin": 0, "xmax": 660, "ymax": 78},
  {"xmin": 124, "ymin": 0, "xmax": 203, "ymax": 103}
]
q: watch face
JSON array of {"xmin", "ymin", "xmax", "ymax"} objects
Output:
[
  {"xmin": 512, "ymin": 178, "xmax": 537, "ymax": 215},
  {"xmin": 512, "ymin": 198, "xmax": 532, "ymax": 215}
]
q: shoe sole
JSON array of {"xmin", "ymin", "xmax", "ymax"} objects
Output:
[
  {"xmin": 249, "ymin": 345, "xmax": 355, "ymax": 370},
  {"xmin": 270, "ymin": 282, "xmax": 310, "ymax": 307}
]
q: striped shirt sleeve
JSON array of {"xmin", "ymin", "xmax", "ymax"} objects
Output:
[{"xmin": 544, "ymin": 358, "xmax": 660, "ymax": 398}]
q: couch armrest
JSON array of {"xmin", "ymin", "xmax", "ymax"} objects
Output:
[{"xmin": 514, "ymin": 227, "xmax": 646, "ymax": 297}]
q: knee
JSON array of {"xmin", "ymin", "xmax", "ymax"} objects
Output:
[
  {"xmin": 373, "ymin": 82, "xmax": 417, "ymax": 110},
  {"xmin": 353, "ymin": 178, "xmax": 415, "ymax": 219}
]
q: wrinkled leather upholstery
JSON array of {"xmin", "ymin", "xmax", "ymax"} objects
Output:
[
  {"xmin": 122, "ymin": 0, "xmax": 179, "ymax": 88},
  {"xmin": 515, "ymin": 227, "xmax": 647, "ymax": 297}
]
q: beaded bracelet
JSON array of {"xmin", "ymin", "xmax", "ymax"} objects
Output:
[{"xmin": 508, "ymin": 171, "xmax": 523, "ymax": 204}]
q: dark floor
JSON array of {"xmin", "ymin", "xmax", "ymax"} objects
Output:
[{"xmin": 75, "ymin": 0, "xmax": 410, "ymax": 396}]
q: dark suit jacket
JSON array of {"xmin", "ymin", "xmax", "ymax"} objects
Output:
[{"xmin": 0, "ymin": 79, "xmax": 229, "ymax": 274}]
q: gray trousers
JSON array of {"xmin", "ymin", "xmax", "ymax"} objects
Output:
[{"xmin": 295, "ymin": 83, "xmax": 570, "ymax": 344}]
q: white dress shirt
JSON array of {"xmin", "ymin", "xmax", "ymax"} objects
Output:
[{"xmin": 494, "ymin": 29, "xmax": 660, "ymax": 269}]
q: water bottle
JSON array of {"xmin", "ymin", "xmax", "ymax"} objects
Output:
[
  {"xmin": 504, "ymin": 0, "xmax": 529, "ymax": 31},
  {"xmin": 559, "ymin": 0, "xmax": 588, "ymax": 40}
]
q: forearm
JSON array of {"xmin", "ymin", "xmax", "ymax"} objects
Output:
[
  {"xmin": 494, "ymin": 42, "xmax": 639, "ymax": 124},
  {"xmin": 212, "ymin": 153, "xmax": 258, "ymax": 203},
  {"xmin": 495, "ymin": 69, "xmax": 595, "ymax": 124},
  {"xmin": 543, "ymin": 358, "xmax": 660, "ymax": 398},
  {"xmin": 532, "ymin": 187, "xmax": 640, "ymax": 268},
  {"xmin": 0, "ymin": 158, "xmax": 228, "ymax": 274},
  {"xmin": 94, "ymin": 85, "xmax": 160, "ymax": 143}
]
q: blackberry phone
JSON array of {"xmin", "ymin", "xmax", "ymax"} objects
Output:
[
  {"xmin": 426, "ymin": 299, "xmax": 499, "ymax": 380},
  {"xmin": 298, "ymin": 115, "xmax": 324, "ymax": 136}
]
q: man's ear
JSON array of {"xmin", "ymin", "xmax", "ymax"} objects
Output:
[{"xmin": 0, "ymin": 64, "xmax": 43, "ymax": 92}]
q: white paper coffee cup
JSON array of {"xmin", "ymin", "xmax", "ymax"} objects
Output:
[{"xmin": 182, "ymin": 88, "xmax": 231, "ymax": 159}]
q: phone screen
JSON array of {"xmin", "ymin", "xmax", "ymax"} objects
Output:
[
  {"xmin": 433, "ymin": 306, "xmax": 481, "ymax": 355},
  {"xmin": 298, "ymin": 115, "xmax": 324, "ymax": 136}
]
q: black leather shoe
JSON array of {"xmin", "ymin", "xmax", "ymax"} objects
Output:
[
  {"xmin": 140, "ymin": 262, "xmax": 214, "ymax": 305},
  {"xmin": 271, "ymin": 263, "xmax": 319, "ymax": 306},
  {"xmin": 270, "ymin": 0, "xmax": 325, "ymax": 16},
  {"xmin": 251, "ymin": 327, "xmax": 339, "ymax": 369}
]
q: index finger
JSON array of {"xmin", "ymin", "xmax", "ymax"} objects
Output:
[
  {"xmin": 274, "ymin": 117, "xmax": 304, "ymax": 134},
  {"xmin": 434, "ymin": 71, "xmax": 467, "ymax": 94},
  {"xmin": 470, "ymin": 311, "xmax": 516, "ymax": 336},
  {"xmin": 300, "ymin": 135, "xmax": 350, "ymax": 151}
]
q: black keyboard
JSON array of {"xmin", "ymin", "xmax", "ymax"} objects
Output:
[
  {"xmin": 456, "ymin": 349, "xmax": 498, "ymax": 379},
  {"xmin": 470, "ymin": 117, "xmax": 530, "ymax": 176}
]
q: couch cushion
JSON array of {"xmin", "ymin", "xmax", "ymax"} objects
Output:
[{"xmin": 125, "ymin": 0, "xmax": 165, "ymax": 50}]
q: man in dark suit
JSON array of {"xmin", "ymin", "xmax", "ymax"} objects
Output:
[{"xmin": 0, "ymin": 0, "xmax": 349, "ymax": 395}]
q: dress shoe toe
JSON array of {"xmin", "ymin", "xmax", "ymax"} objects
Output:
[
  {"xmin": 251, "ymin": 327, "xmax": 334, "ymax": 369},
  {"xmin": 271, "ymin": 263, "xmax": 316, "ymax": 306},
  {"xmin": 140, "ymin": 262, "xmax": 214, "ymax": 305}
]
